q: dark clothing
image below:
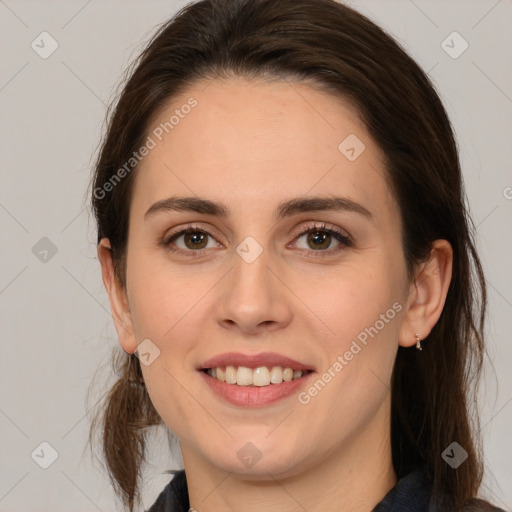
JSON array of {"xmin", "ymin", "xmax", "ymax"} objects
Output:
[
  {"xmin": 146, "ymin": 467, "xmax": 505, "ymax": 511},
  {"xmin": 147, "ymin": 470, "xmax": 189, "ymax": 512}
]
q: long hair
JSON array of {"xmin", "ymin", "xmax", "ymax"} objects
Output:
[{"xmin": 88, "ymin": 1, "xmax": 489, "ymax": 510}]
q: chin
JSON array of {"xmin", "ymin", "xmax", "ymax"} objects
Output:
[
  {"xmin": 213, "ymin": 454, "xmax": 304, "ymax": 480},
  {"xmin": 200, "ymin": 434, "xmax": 312, "ymax": 480}
]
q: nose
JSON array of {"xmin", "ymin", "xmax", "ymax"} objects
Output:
[{"xmin": 215, "ymin": 245, "xmax": 293, "ymax": 336}]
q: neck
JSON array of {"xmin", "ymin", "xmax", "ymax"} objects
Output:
[{"xmin": 182, "ymin": 398, "xmax": 396, "ymax": 512}]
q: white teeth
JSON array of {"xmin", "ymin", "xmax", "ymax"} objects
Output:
[
  {"xmin": 253, "ymin": 367, "xmax": 271, "ymax": 387},
  {"xmin": 282, "ymin": 368, "xmax": 293, "ymax": 382},
  {"xmin": 270, "ymin": 366, "xmax": 283, "ymax": 384},
  {"xmin": 236, "ymin": 366, "xmax": 253, "ymax": 386},
  {"xmin": 206, "ymin": 365, "xmax": 308, "ymax": 386},
  {"xmin": 225, "ymin": 365, "xmax": 237, "ymax": 384}
]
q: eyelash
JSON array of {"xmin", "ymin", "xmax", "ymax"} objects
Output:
[{"xmin": 159, "ymin": 222, "xmax": 352, "ymax": 258}]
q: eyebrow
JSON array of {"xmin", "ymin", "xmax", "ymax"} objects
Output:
[{"xmin": 144, "ymin": 195, "xmax": 372, "ymax": 221}]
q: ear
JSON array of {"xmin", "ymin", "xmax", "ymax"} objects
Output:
[
  {"xmin": 398, "ymin": 239, "xmax": 453, "ymax": 348},
  {"xmin": 97, "ymin": 238, "xmax": 138, "ymax": 354}
]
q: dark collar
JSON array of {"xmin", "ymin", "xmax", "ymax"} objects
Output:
[
  {"xmin": 373, "ymin": 468, "xmax": 433, "ymax": 511},
  {"xmin": 146, "ymin": 467, "xmax": 433, "ymax": 512}
]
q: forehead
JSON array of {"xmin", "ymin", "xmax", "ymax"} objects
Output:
[{"xmin": 131, "ymin": 77, "xmax": 396, "ymax": 222}]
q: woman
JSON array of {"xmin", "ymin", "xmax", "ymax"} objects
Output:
[{"xmin": 89, "ymin": 0, "xmax": 504, "ymax": 510}]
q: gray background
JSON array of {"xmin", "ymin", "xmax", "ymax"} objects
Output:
[{"xmin": 1, "ymin": 0, "xmax": 511, "ymax": 510}]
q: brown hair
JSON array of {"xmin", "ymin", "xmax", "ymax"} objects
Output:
[{"xmin": 88, "ymin": 0, "xmax": 492, "ymax": 510}]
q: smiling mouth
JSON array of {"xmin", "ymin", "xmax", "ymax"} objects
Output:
[{"xmin": 202, "ymin": 365, "xmax": 313, "ymax": 387}]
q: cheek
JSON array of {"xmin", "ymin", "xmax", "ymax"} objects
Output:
[
  {"xmin": 126, "ymin": 254, "xmax": 210, "ymax": 340},
  {"xmin": 129, "ymin": 264, "xmax": 210, "ymax": 435},
  {"xmin": 305, "ymin": 261, "xmax": 402, "ymax": 341},
  {"xmin": 297, "ymin": 269, "xmax": 401, "ymax": 433},
  {"xmin": 300, "ymin": 259, "xmax": 404, "ymax": 405}
]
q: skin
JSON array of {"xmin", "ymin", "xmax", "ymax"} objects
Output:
[{"xmin": 98, "ymin": 77, "xmax": 453, "ymax": 512}]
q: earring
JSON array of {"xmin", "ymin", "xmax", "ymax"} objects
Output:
[{"xmin": 415, "ymin": 333, "xmax": 422, "ymax": 351}]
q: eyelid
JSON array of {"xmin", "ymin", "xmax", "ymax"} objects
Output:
[
  {"xmin": 164, "ymin": 221, "xmax": 222, "ymax": 238},
  {"xmin": 160, "ymin": 222, "xmax": 224, "ymax": 251},
  {"xmin": 160, "ymin": 221, "xmax": 352, "ymax": 257},
  {"xmin": 287, "ymin": 222, "xmax": 352, "ymax": 256},
  {"xmin": 290, "ymin": 221, "xmax": 351, "ymax": 243}
]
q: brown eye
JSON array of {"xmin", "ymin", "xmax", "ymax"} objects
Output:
[
  {"xmin": 182, "ymin": 230, "xmax": 208, "ymax": 250},
  {"xmin": 305, "ymin": 230, "xmax": 332, "ymax": 250},
  {"xmin": 294, "ymin": 224, "xmax": 351, "ymax": 254},
  {"xmin": 162, "ymin": 227, "xmax": 219, "ymax": 255}
]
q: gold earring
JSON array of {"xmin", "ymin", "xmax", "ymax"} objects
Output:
[{"xmin": 415, "ymin": 333, "xmax": 422, "ymax": 351}]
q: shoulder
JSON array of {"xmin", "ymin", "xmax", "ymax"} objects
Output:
[
  {"xmin": 146, "ymin": 468, "xmax": 507, "ymax": 512},
  {"xmin": 432, "ymin": 487, "xmax": 507, "ymax": 511},
  {"xmin": 460, "ymin": 498, "xmax": 507, "ymax": 512},
  {"xmin": 146, "ymin": 470, "xmax": 189, "ymax": 512},
  {"xmin": 373, "ymin": 467, "xmax": 507, "ymax": 512}
]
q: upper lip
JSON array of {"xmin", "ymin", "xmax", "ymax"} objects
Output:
[{"xmin": 199, "ymin": 352, "xmax": 314, "ymax": 371}]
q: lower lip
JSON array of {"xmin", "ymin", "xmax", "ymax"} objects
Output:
[{"xmin": 199, "ymin": 371, "xmax": 314, "ymax": 407}]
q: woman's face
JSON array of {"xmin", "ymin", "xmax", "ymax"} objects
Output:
[{"xmin": 120, "ymin": 78, "xmax": 412, "ymax": 478}]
